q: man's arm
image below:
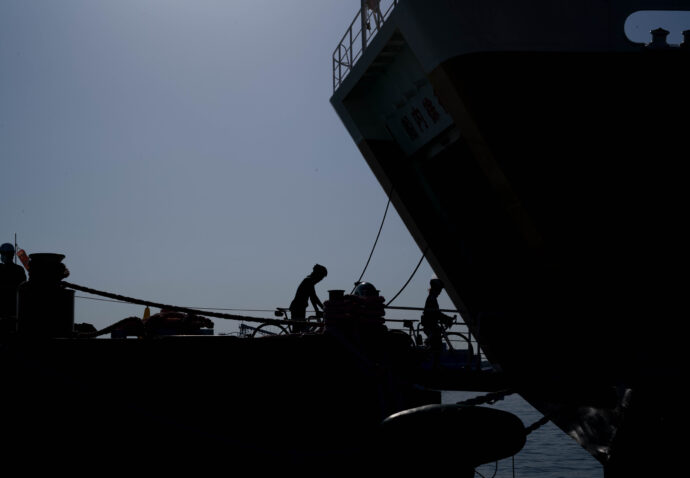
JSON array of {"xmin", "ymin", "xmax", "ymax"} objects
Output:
[{"xmin": 309, "ymin": 284, "xmax": 323, "ymax": 311}]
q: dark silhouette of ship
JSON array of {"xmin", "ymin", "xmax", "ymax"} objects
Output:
[{"xmin": 330, "ymin": 1, "xmax": 689, "ymax": 477}]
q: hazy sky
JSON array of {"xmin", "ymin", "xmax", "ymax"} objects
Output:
[
  {"xmin": 1, "ymin": 0, "xmax": 446, "ymax": 335},
  {"xmin": 3, "ymin": 2, "xmax": 688, "ymax": 336}
]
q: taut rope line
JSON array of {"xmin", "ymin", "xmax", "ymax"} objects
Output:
[
  {"xmin": 63, "ymin": 281, "xmax": 424, "ymax": 327},
  {"xmin": 62, "ymin": 281, "xmax": 295, "ymax": 327}
]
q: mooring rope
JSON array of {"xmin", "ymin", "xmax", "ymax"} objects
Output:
[
  {"xmin": 62, "ymin": 281, "xmax": 296, "ymax": 327},
  {"xmin": 474, "ymin": 461, "xmax": 498, "ymax": 478},
  {"xmin": 74, "ymin": 294, "xmax": 277, "ymax": 313},
  {"xmin": 456, "ymin": 389, "xmax": 551, "ymax": 438},
  {"xmin": 456, "ymin": 389, "xmax": 514, "ymax": 407},
  {"xmin": 456, "ymin": 389, "xmax": 550, "ymax": 478},
  {"xmin": 385, "ymin": 305, "xmax": 459, "ymax": 313},
  {"xmin": 524, "ymin": 415, "xmax": 550, "ymax": 435},
  {"xmin": 74, "ymin": 293, "xmax": 457, "ymax": 315},
  {"xmin": 352, "ymin": 185, "xmax": 394, "ymax": 293},
  {"xmin": 385, "ymin": 247, "xmax": 427, "ymax": 306},
  {"xmin": 64, "ymin": 281, "xmax": 424, "ymax": 327}
]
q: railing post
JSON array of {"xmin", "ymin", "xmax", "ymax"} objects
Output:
[
  {"xmin": 349, "ymin": 26, "xmax": 353, "ymax": 67},
  {"xmin": 360, "ymin": 1, "xmax": 368, "ymax": 52},
  {"xmin": 338, "ymin": 47, "xmax": 342, "ymax": 87},
  {"xmin": 333, "ymin": 56, "xmax": 336, "ymax": 92}
]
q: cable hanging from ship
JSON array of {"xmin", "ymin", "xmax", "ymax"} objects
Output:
[
  {"xmin": 66, "ymin": 188, "xmax": 428, "ymax": 326},
  {"xmin": 455, "ymin": 389, "xmax": 552, "ymax": 436},
  {"xmin": 351, "ymin": 185, "xmax": 394, "ymax": 293},
  {"xmin": 473, "ymin": 462, "xmax": 498, "ymax": 478},
  {"xmin": 347, "ymin": 185, "xmax": 435, "ymax": 310},
  {"xmin": 453, "ymin": 389, "xmax": 551, "ymax": 478},
  {"xmin": 455, "ymin": 389, "xmax": 514, "ymax": 407},
  {"xmin": 385, "ymin": 246, "xmax": 427, "ymax": 306},
  {"xmin": 524, "ymin": 415, "xmax": 551, "ymax": 436}
]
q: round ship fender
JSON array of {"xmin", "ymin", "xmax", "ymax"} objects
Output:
[{"xmin": 379, "ymin": 403, "xmax": 526, "ymax": 468}]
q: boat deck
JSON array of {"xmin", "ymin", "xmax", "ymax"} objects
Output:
[{"xmin": 2, "ymin": 330, "xmax": 505, "ymax": 471}]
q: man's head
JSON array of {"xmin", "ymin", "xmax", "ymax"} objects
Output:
[
  {"xmin": 429, "ymin": 277, "xmax": 444, "ymax": 295},
  {"xmin": 312, "ymin": 264, "xmax": 327, "ymax": 282},
  {"xmin": 0, "ymin": 243, "xmax": 14, "ymax": 264}
]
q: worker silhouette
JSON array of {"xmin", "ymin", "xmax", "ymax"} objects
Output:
[
  {"xmin": 289, "ymin": 264, "xmax": 327, "ymax": 333},
  {"xmin": 421, "ymin": 278, "xmax": 455, "ymax": 356},
  {"xmin": 364, "ymin": 0, "xmax": 384, "ymax": 29},
  {"xmin": 0, "ymin": 243, "xmax": 27, "ymax": 322}
]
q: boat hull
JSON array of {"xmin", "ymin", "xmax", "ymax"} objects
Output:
[
  {"xmin": 1, "ymin": 333, "xmax": 438, "ymax": 474},
  {"xmin": 331, "ymin": 7, "xmax": 689, "ymax": 472}
]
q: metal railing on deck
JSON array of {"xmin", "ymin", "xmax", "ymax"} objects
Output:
[
  {"xmin": 333, "ymin": 0, "xmax": 398, "ymax": 92},
  {"xmin": 390, "ymin": 316, "xmax": 490, "ymax": 371}
]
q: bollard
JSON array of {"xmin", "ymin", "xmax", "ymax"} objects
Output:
[
  {"xmin": 647, "ymin": 27, "xmax": 670, "ymax": 49},
  {"xmin": 17, "ymin": 253, "xmax": 74, "ymax": 338}
]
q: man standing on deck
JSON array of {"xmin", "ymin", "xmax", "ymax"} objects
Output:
[
  {"xmin": 289, "ymin": 264, "xmax": 327, "ymax": 333},
  {"xmin": 421, "ymin": 277, "xmax": 455, "ymax": 356},
  {"xmin": 0, "ymin": 243, "xmax": 27, "ymax": 326}
]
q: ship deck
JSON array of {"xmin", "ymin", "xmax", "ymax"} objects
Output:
[{"xmin": 0, "ymin": 330, "xmax": 505, "ymax": 472}]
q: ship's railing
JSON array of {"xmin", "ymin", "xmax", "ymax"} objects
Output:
[
  {"xmin": 444, "ymin": 322, "xmax": 489, "ymax": 370},
  {"xmin": 333, "ymin": 0, "xmax": 398, "ymax": 92},
  {"xmin": 389, "ymin": 317, "xmax": 490, "ymax": 371}
]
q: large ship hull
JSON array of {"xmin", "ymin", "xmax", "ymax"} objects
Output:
[{"xmin": 331, "ymin": 1, "xmax": 689, "ymax": 475}]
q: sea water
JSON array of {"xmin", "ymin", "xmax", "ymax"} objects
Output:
[{"xmin": 442, "ymin": 391, "xmax": 604, "ymax": 478}]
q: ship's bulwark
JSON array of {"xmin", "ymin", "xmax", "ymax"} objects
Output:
[
  {"xmin": 341, "ymin": 48, "xmax": 688, "ymax": 476},
  {"xmin": 0, "ymin": 333, "xmax": 439, "ymax": 474}
]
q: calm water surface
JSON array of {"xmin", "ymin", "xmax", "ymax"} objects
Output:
[{"xmin": 443, "ymin": 391, "xmax": 604, "ymax": 478}]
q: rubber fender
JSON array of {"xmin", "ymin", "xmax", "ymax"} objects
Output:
[{"xmin": 379, "ymin": 404, "xmax": 526, "ymax": 467}]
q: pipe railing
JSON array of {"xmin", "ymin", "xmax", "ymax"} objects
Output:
[
  {"xmin": 389, "ymin": 318, "xmax": 489, "ymax": 371},
  {"xmin": 333, "ymin": 0, "xmax": 399, "ymax": 92}
]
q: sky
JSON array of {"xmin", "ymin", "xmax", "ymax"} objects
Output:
[
  {"xmin": 2, "ymin": 2, "xmax": 688, "ymax": 336},
  {"xmin": 0, "ymin": 0, "xmax": 448, "ymax": 335}
]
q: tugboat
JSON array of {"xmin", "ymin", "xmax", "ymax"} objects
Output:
[
  {"xmin": 0, "ymin": 253, "xmax": 468, "ymax": 475},
  {"xmin": 0, "ymin": 250, "xmax": 519, "ymax": 476},
  {"xmin": 330, "ymin": 1, "xmax": 689, "ymax": 477}
]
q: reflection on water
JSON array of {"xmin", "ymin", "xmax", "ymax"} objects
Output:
[{"xmin": 442, "ymin": 391, "xmax": 604, "ymax": 478}]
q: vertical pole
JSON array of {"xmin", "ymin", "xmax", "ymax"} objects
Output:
[
  {"xmin": 475, "ymin": 315, "xmax": 481, "ymax": 370},
  {"xmin": 360, "ymin": 0, "xmax": 367, "ymax": 52},
  {"xmin": 349, "ymin": 26, "xmax": 353, "ymax": 66},
  {"xmin": 14, "ymin": 233, "xmax": 17, "ymax": 264},
  {"xmin": 339, "ymin": 46, "xmax": 343, "ymax": 84}
]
